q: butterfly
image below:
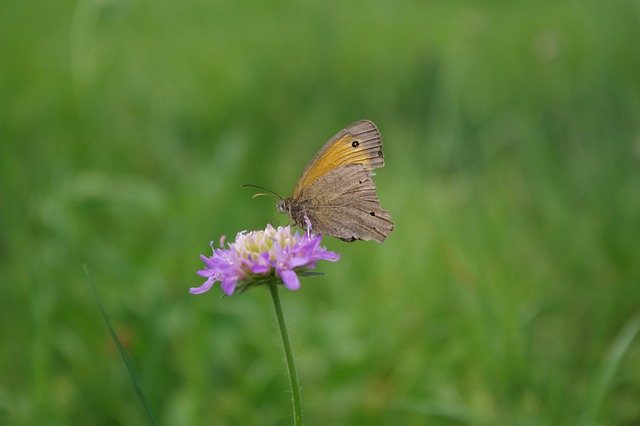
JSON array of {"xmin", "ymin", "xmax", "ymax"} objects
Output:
[{"xmin": 275, "ymin": 120, "xmax": 393, "ymax": 243}]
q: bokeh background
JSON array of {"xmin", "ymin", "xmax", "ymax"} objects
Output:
[{"xmin": 2, "ymin": 0, "xmax": 640, "ymax": 424}]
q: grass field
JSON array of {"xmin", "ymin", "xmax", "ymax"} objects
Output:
[{"xmin": 2, "ymin": 0, "xmax": 640, "ymax": 424}]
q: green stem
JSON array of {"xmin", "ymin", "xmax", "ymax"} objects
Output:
[{"xmin": 268, "ymin": 282, "xmax": 303, "ymax": 426}]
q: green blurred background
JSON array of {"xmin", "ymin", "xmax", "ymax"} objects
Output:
[{"xmin": 2, "ymin": 0, "xmax": 640, "ymax": 424}]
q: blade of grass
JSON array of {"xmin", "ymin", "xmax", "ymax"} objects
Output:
[
  {"xmin": 580, "ymin": 311, "xmax": 640, "ymax": 424},
  {"xmin": 83, "ymin": 265, "xmax": 158, "ymax": 426}
]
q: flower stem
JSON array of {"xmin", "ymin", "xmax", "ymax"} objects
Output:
[{"xmin": 268, "ymin": 282, "xmax": 303, "ymax": 426}]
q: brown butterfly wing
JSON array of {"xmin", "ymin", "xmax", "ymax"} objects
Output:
[
  {"xmin": 292, "ymin": 120, "xmax": 384, "ymax": 199},
  {"xmin": 292, "ymin": 163, "xmax": 393, "ymax": 242}
]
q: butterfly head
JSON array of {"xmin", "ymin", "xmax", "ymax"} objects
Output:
[
  {"xmin": 276, "ymin": 198, "xmax": 289, "ymax": 215},
  {"xmin": 277, "ymin": 196, "xmax": 307, "ymax": 229}
]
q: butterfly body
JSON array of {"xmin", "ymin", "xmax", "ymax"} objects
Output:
[{"xmin": 277, "ymin": 120, "xmax": 393, "ymax": 243}]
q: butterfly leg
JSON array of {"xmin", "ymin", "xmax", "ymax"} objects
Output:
[{"xmin": 303, "ymin": 214, "xmax": 312, "ymax": 237}]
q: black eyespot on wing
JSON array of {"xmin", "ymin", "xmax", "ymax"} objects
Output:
[
  {"xmin": 370, "ymin": 211, "xmax": 376, "ymax": 216},
  {"xmin": 352, "ymin": 140, "xmax": 360, "ymax": 148},
  {"xmin": 377, "ymin": 150, "xmax": 383, "ymax": 157}
]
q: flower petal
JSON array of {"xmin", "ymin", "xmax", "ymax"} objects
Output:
[
  {"xmin": 279, "ymin": 269, "xmax": 300, "ymax": 290},
  {"xmin": 221, "ymin": 276, "xmax": 238, "ymax": 296},
  {"xmin": 189, "ymin": 277, "xmax": 216, "ymax": 294},
  {"xmin": 289, "ymin": 256, "xmax": 311, "ymax": 268}
]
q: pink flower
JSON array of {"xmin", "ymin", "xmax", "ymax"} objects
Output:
[{"xmin": 190, "ymin": 224, "xmax": 340, "ymax": 296}]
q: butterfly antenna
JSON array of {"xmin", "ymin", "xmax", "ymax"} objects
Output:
[{"xmin": 241, "ymin": 184, "xmax": 283, "ymax": 200}]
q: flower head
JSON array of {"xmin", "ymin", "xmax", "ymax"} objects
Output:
[{"xmin": 190, "ymin": 224, "xmax": 340, "ymax": 296}]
